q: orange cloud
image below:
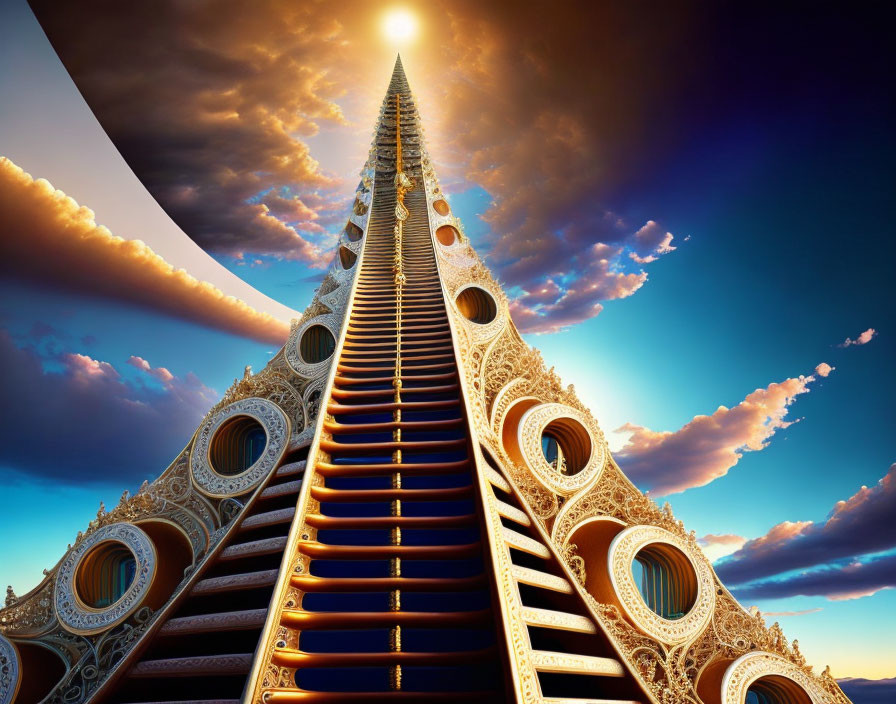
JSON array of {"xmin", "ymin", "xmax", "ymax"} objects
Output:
[
  {"xmin": 815, "ymin": 362, "xmax": 834, "ymax": 377},
  {"xmin": 698, "ymin": 533, "xmax": 748, "ymax": 562},
  {"xmin": 616, "ymin": 369, "xmax": 826, "ymax": 495},
  {"xmin": 839, "ymin": 328, "xmax": 877, "ymax": 347},
  {"xmin": 0, "ymin": 158, "xmax": 290, "ymax": 345}
]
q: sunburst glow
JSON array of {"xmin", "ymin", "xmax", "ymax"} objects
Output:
[{"xmin": 382, "ymin": 9, "xmax": 418, "ymax": 43}]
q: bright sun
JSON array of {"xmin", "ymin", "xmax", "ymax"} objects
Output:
[{"xmin": 382, "ymin": 9, "xmax": 418, "ymax": 43}]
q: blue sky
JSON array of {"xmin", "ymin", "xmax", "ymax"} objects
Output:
[{"xmin": 0, "ymin": 0, "xmax": 894, "ymax": 684}]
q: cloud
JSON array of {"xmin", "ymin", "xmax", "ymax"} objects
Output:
[
  {"xmin": 0, "ymin": 158, "xmax": 290, "ymax": 345},
  {"xmin": 0, "ymin": 328, "xmax": 217, "ymax": 484},
  {"xmin": 698, "ymin": 533, "xmax": 747, "ymax": 562},
  {"xmin": 839, "ymin": 328, "xmax": 877, "ymax": 347},
  {"xmin": 29, "ymin": 1, "xmax": 360, "ymax": 264},
  {"xmin": 716, "ymin": 464, "xmax": 896, "ymax": 587},
  {"xmin": 615, "ymin": 370, "xmax": 824, "ymax": 495},
  {"xmin": 815, "ymin": 362, "xmax": 834, "ymax": 377},
  {"xmin": 838, "ymin": 677, "xmax": 896, "ymax": 704},
  {"xmin": 733, "ymin": 552, "xmax": 896, "ymax": 602},
  {"xmin": 29, "ymin": 1, "xmax": 694, "ymax": 332},
  {"xmin": 760, "ymin": 608, "xmax": 823, "ymax": 617}
]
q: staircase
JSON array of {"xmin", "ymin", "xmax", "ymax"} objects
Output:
[
  {"xmin": 478, "ymin": 449, "xmax": 645, "ymax": 703},
  {"xmin": 104, "ymin": 448, "xmax": 309, "ymax": 703},
  {"xmin": 256, "ymin": 104, "xmax": 512, "ymax": 699}
]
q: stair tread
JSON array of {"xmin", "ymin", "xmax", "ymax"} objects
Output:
[
  {"xmin": 503, "ymin": 527, "xmax": 550, "ymax": 557},
  {"xmin": 129, "ymin": 653, "xmax": 253, "ymax": 677},
  {"xmin": 511, "ymin": 565, "xmax": 573, "ymax": 593},
  {"xmin": 159, "ymin": 608, "xmax": 267, "ymax": 635},
  {"xmin": 191, "ymin": 569, "xmax": 279, "ymax": 595},
  {"xmin": 522, "ymin": 606, "xmax": 596, "ymax": 633}
]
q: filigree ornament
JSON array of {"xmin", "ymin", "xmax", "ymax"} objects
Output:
[
  {"xmin": 722, "ymin": 651, "xmax": 841, "ymax": 704},
  {"xmin": 451, "ymin": 282, "xmax": 507, "ymax": 344},
  {"xmin": 55, "ymin": 523, "xmax": 156, "ymax": 636},
  {"xmin": 190, "ymin": 397, "xmax": 289, "ymax": 498},
  {"xmin": 0, "ymin": 634, "xmax": 19, "ymax": 704},
  {"xmin": 284, "ymin": 314, "xmax": 342, "ymax": 378},
  {"xmin": 608, "ymin": 525, "xmax": 715, "ymax": 646},
  {"xmin": 517, "ymin": 402, "xmax": 607, "ymax": 495}
]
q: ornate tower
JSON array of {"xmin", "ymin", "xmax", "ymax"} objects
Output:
[{"xmin": 0, "ymin": 57, "xmax": 852, "ymax": 704}]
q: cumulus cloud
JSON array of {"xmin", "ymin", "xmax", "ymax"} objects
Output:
[
  {"xmin": 814, "ymin": 362, "xmax": 834, "ymax": 377},
  {"xmin": 839, "ymin": 328, "xmax": 877, "ymax": 347},
  {"xmin": 0, "ymin": 158, "xmax": 290, "ymax": 345},
  {"xmin": 698, "ymin": 533, "xmax": 747, "ymax": 562},
  {"xmin": 0, "ymin": 328, "xmax": 217, "ymax": 483},
  {"xmin": 734, "ymin": 552, "xmax": 896, "ymax": 602},
  {"xmin": 716, "ymin": 464, "xmax": 896, "ymax": 588},
  {"xmin": 616, "ymin": 370, "xmax": 825, "ymax": 495}
]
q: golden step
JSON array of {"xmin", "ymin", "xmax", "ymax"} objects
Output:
[
  {"xmin": 496, "ymin": 498, "xmax": 530, "ymax": 526},
  {"xmin": 511, "ymin": 565, "xmax": 573, "ymax": 593},
  {"xmin": 502, "ymin": 527, "xmax": 550, "ymax": 558},
  {"xmin": 280, "ymin": 609, "xmax": 489, "ymax": 629},
  {"xmin": 289, "ymin": 575, "xmax": 485, "ymax": 592},
  {"xmin": 483, "ymin": 465, "xmax": 511, "ymax": 493},
  {"xmin": 530, "ymin": 650, "xmax": 625, "ymax": 677},
  {"xmin": 522, "ymin": 607, "xmax": 597, "ymax": 634},
  {"xmin": 271, "ymin": 647, "xmax": 495, "ymax": 668}
]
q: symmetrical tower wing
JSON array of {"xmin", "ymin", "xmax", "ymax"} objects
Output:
[
  {"xmin": 415, "ymin": 69, "xmax": 853, "ymax": 704},
  {"xmin": 0, "ymin": 100, "xmax": 376, "ymax": 704}
]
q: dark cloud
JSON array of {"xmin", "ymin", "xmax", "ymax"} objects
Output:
[
  {"xmin": 29, "ymin": 2, "xmax": 893, "ymax": 329},
  {"xmin": 837, "ymin": 677, "xmax": 896, "ymax": 704},
  {"xmin": 733, "ymin": 552, "xmax": 896, "ymax": 602},
  {"xmin": 716, "ymin": 464, "xmax": 896, "ymax": 588},
  {"xmin": 0, "ymin": 158, "xmax": 291, "ymax": 345},
  {"xmin": 0, "ymin": 328, "xmax": 217, "ymax": 484}
]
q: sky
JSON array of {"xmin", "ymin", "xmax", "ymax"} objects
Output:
[{"xmin": 0, "ymin": 0, "xmax": 894, "ymax": 693}]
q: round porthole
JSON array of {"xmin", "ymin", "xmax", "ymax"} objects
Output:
[
  {"xmin": 631, "ymin": 543, "xmax": 698, "ymax": 620},
  {"xmin": 345, "ymin": 222, "xmax": 363, "ymax": 242},
  {"xmin": 436, "ymin": 224, "xmax": 458, "ymax": 246},
  {"xmin": 721, "ymin": 653, "xmax": 819, "ymax": 704},
  {"xmin": 455, "ymin": 286, "xmax": 497, "ymax": 324},
  {"xmin": 209, "ymin": 415, "xmax": 267, "ymax": 476},
  {"xmin": 608, "ymin": 525, "xmax": 714, "ymax": 644},
  {"xmin": 300, "ymin": 324, "xmax": 336, "ymax": 364},
  {"xmin": 75, "ymin": 541, "xmax": 137, "ymax": 609},
  {"xmin": 746, "ymin": 676, "xmax": 812, "ymax": 704},
  {"xmin": 541, "ymin": 418, "xmax": 591, "ymax": 476},
  {"xmin": 190, "ymin": 397, "xmax": 290, "ymax": 498},
  {"xmin": 433, "ymin": 199, "xmax": 450, "ymax": 216},
  {"xmin": 339, "ymin": 245, "xmax": 357, "ymax": 270},
  {"xmin": 4, "ymin": 639, "xmax": 66, "ymax": 704},
  {"xmin": 55, "ymin": 523, "xmax": 156, "ymax": 635},
  {"xmin": 513, "ymin": 402, "xmax": 605, "ymax": 494}
]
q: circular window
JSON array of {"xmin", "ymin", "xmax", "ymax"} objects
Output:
[
  {"xmin": 75, "ymin": 541, "xmax": 137, "ymax": 609},
  {"xmin": 631, "ymin": 543, "xmax": 698, "ymax": 620},
  {"xmin": 345, "ymin": 222, "xmax": 363, "ymax": 242},
  {"xmin": 455, "ymin": 286, "xmax": 497, "ymax": 324},
  {"xmin": 339, "ymin": 245, "xmax": 357, "ymax": 270},
  {"xmin": 300, "ymin": 324, "xmax": 336, "ymax": 363},
  {"xmin": 540, "ymin": 418, "xmax": 591, "ymax": 476},
  {"xmin": 746, "ymin": 677, "xmax": 812, "ymax": 704},
  {"xmin": 436, "ymin": 225, "xmax": 458, "ymax": 246},
  {"xmin": 209, "ymin": 415, "xmax": 267, "ymax": 476},
  {"xmin": 433, "ymin": 199, "xmax": 450, "ymax": 216}
]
